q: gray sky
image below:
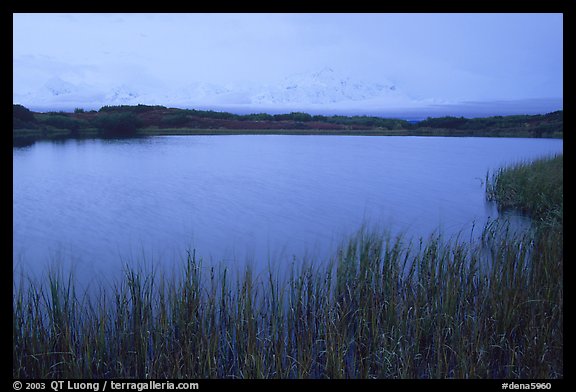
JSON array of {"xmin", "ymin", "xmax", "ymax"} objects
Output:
[{"xmin": 13, "ymin": 13, "xmax": 563, "ymax": 112}]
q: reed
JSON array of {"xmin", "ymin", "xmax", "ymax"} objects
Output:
[
  {"xmin": 486, "ymin": 154, "xmax": 563, "ymax": 227},
  {"xmin": 12, "ymin": 226, "xmax": 562, "ymax": 378}
]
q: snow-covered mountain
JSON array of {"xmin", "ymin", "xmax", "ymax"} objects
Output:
[
  {"xmin": 14, "ymin": 67, "xmax": 433, "ymax": 112},
  {"xmin": 14, "ymin": 77, "xmax": 107, "ymax": 110},
  {"xmin": 252, "ymin": 67, "xmax": 406, "ymax": 106}
]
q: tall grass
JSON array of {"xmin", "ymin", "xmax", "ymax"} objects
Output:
[
  {"xmin": 13, "ymin": 227, "xmax": 562, "ymax": 379},
  {"xmin": 486, "ymin": 154, "xmax": 563, "ymax": 227},
  {"xmin": 13, "ymin": 156, "xmax": 563, "ymax": 379}
]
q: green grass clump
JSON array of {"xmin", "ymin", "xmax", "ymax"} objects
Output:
[{"xmin": 486, "ymin": 154, "xmax": 563, "ymax": 226}]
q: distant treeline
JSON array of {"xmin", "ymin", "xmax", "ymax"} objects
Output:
[
  {"xmin": 417, "ymin": 111, "xmax": 563, "ymax": 137},
  {"xmin": 13, "ymin": 103, "xmax": 563, "ymax": 144},
  {"xmin": 98, "ymin": 104, "xmax": 412, "ymax": 129}
]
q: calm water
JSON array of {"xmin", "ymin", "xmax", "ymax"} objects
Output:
[{"xmin": 13, "ymin": 136, "xmax": 563, "ymax": 285}]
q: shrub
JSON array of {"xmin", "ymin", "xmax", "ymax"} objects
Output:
[
  {"xmin": 160, "ymin": 113, "xmax": 189, "ymax": 127},
  {"xmin": 13, "ymin": 104, "xmax": 37, "ymax": 128},
  {"xmin": 93, "ymin": 112, "xmax": 142, "ymax": 136},
  {"xmin": 40, "ymin": 115, "xmax": 85, "ymax": 131},
  {"xmin": 99, "ymin": 104, "xmax": 167, "ymax": 113}
]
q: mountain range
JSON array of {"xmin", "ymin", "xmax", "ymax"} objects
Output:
[
  {"xmin": 14, "ymin": 67, "xmax": 437, "ymax": 111},
  {"xmin": 13, "ymin": 67, "xmax": 562, "ymax": 118}
]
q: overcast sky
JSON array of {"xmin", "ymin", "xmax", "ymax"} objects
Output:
[{"xmin": 13, "ymin": 13, "xmax": 563, "ymax": 112}]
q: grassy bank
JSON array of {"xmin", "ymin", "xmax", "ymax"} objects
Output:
[
  {"xmin": 486, "ymin": 154, "xmax": 563, "ymax": 226},
  {"xmin": 13, "ymin": 125, "xmax": 561, "ymax": 147},
  {"xmin": 13, "ymin": 157, "xmax": 563, "ymax": 379},
  {"xmin": 137, "ymin": 126, "xmax": 413, "ymax": 137}
]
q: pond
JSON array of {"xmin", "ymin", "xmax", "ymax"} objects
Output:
[{"xmin": 13, "ymin": 135, "xmax": 563, "ymax": 286}]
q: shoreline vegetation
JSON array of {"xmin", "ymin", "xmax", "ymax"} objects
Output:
[
  {"xmin": 13, "ymin": 104, "xmax": 563, "ymax": 146},
  {"xmin": 13, "ymin": 155, "xmax": 563, "ymax": 379}
]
